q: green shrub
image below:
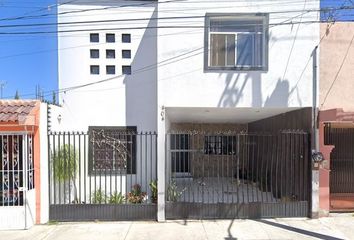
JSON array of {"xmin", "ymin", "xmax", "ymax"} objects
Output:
[
  {"xmin": 92, "ymin": 189, "xmax": 106, "ymax": 204},
  {"xmin": 109, "ymin": 192, "xmax": 125, "ymax": 204}
]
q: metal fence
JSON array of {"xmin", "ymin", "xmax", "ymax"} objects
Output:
[
  {"xmin": 165, "ymin": 131, "xmax": 311, "ymax": 219},
  {"xmin": 324, "ymin": 124, "xmax": 354, "ymax": 194},
  {"xmin": 48, "ymin": 129, "xmax": 157, "ymax": 221},
  {"xmin": 0, "ymin": 133, "xmax": 34, "ymax": 207}
]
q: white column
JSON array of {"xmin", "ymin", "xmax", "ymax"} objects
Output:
[
  {"xmin": 40, "ymin": 103, "xmax": 49, "ymax": 223},
  {"xmin": 157, "ymin": 106, "xmax": 166, "ymax": 222}
]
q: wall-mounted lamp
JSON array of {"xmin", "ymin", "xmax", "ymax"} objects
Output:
[{"xmin": 57, "ymin": 114, "xmax": 62, "ymax": 124}]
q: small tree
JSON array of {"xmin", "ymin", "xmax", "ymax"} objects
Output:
[
  {"xmin": 52, "ymin": 144, "xmax": 78, "ymax": 203},
  {"xmin": 14, "ymin": 90, "xmax": 20, "ymax": 99}
]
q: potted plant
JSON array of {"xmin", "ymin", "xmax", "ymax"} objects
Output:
[
  {"xmin": 52, "ymin": 144, "xmax": 78, "ymax": 203},
  {"xmin": 109, "ymin": 192, "xmax": 125, "ymax": 204},
  {"xmin": 167, "ymin": 181, "xmax": 185, "ymax": 202},
  {"xmin": 149, "ymin": 180, "xmax": 158, "ymax": 204},
  {"xmin": 127, "ymin": 184, "xmax": 146, "ymax": 204},
  {"xmin": 91, "ymin": 189, "xmax": 106, "ymax": 204}
]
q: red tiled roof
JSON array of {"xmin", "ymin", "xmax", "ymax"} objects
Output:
[{"xmin": 0, "ymin": 100, "xmax": 39, "ymax": 124}]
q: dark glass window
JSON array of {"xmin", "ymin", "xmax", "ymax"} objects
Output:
[
  {"xmin": 106, "ymin": 49, "xmax": 115, "ymax": 59},
  {"xmin": 106, "ymin": 33, "xmax": 115, "ymax": 43},
  {"xmin": 204, "ymin": 136, "xmax": 237, "ymax": 155},
  {"xmin": 88, "ymin": 126, "xmax": 137, "ymax": 174},
  {"xmin": 90, "ymin": 33, "xmax": 99, "ymax": 43},
  {"xmin": 90, "ymin": 65, "xmax": 100, "ymax": 75},
  {"xmin": 106, "ymin": 65, "xmax": 116, "ymax": 75},
  {"xmin": 122, "ymin": 50, "xmax": 131, "ymax": 59},
  {"xmin": 122, "ymin": 65, "xmax": 131, "ymax": 75},
  {"xmin": 170, "ymin": 134, "xmax": 190, "ymax": 173},
  {"xmin": 90, "ymin": 49, "xmax": 99, "ymax": 58},
  {"xmin": 122, "ymin": 34, "xmax": 131, "ymax": 43}
]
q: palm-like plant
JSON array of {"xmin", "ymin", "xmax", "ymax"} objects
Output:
[{"xmin": 52, "ymin": 144, "xmax": 78, "ymax": 203}]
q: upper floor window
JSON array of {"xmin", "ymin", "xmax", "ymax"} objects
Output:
[
  {"xmin": 90, "ymin": 33, "xmax": 99, "ymax": 43},
  {"xmin": 122, "ymin": 34, "xmax": 131, "ymax": 43},
  {"xmin": 205, "ymin": 13, "xmax": 269, "ymax": 71},
  {"xmin": 90, "ymin": 49, "xmax": 99, "ymax": 59},
  {"xmin": 106, "ymin": 33, "xmax": 115, "ymax": 43}
]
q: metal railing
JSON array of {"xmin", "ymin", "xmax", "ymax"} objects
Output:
[
  {"xmin": 166, "ymin": 130, "xmax": 311, "ymax": 219},
  {"xmin": 0, "ymin": 133, "xmax": 34, "ymax": 207},
  {"xmin": 325, "ymin": 124, "xmax": 354, "ymax": 194},
  {"xmin": 48, "ymin": 130, "xmax": 158, "ymax": 221}
]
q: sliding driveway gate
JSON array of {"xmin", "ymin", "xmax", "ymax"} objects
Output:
[
  {"xmin": 48, "ymin": 129, "xmax": 157, "ymax": 221},
  {"xmin": 166, "ymin": 131, "xmax": 311, "ymax": 219}
]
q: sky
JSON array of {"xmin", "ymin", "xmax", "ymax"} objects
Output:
[{"xmin": 0, "ymin": 0, "xmax": 351, "ymax": 100}]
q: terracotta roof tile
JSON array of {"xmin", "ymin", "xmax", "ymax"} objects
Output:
[{"xmin": 0, "ymin": 100, "xmax": 39, "ymax": 124}]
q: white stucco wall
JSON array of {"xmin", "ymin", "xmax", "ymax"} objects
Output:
[
  {"xmin": 58, "ymin": 0, "xmax": 319, "ymax": 129},
  {"xmin": 58, "ymin": 0, "xmax": 158, "ymax": 132},
  {"xmin": 40, "ymin": 103, "xmax": 49, "ymax": 224},
  {"xmin": 157, "ymin": 0, "xmax": 319, "ymax": 110}
]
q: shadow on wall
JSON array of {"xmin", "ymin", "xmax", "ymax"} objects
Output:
[
  {"xmin": 217, "ymin": 73, "xmax": 291, "ymax": 108},
  {"xmin": 124, "ymin": 7, "xmax": 158, "ymax": 132},
  {"xmin": 217, "ymin": 72, "xmax": 262, "ymax": 108},
  {"xmin": 264, "ymin": 78, "xmax": 290, "ymax": 107}
]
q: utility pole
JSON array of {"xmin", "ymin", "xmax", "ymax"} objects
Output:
[{"xmin": 0, "ymin": 81, "xmax": 7, "ymax": 99}]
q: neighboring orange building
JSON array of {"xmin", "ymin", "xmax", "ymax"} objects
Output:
[
  {"xmin": 0, "ymin": 100, "xmax": 48, "ymax": 229},
  {"xmin": 319, "ymin": 22, "xmax": 354, "ymax": 215}
]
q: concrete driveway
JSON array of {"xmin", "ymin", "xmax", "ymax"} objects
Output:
[{"xmin": 1, "ymin": 214, "xmax": 354, "ymax": 240}]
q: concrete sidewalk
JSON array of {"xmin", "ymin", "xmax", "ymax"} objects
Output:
[{"xmin": 1, "ymin": 214, "xmax": 354, "ymax": 240}]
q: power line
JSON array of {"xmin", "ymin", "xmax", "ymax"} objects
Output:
[
  {"xmin": 1, "ymin": 5, "xmax": 353, "ymax": 29},
  {"xmin": 2, "ymin": 46, "xmax": 204, "ymax": 99}
]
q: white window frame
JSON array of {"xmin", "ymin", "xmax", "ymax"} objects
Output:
[{"xmin": 204, "ymin": 13, "xmax": 269, "ymax": 72}]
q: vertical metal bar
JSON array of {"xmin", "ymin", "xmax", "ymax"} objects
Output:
[
  {"xmin": 58, "ymin": 133, "xmax": 61, "ymax": 204},
  {"xmin": 78, "ymin": 133, "xmax": 81, "ymax": 203},
  {"xmin": 17, "ymin": 135, "xmax": 21, "ymax": 206},
  {"xmin": 11, "ymin": 136, "xmax": 14, "ymax": 206},
  {"xmin": 150, "ymin": 133, "xmax": 153, "ymax": 203},
  {"xmin": 6, "ymin": 135, "xmax": 9, "ymax": 206},
  {"xmin": 1, "ymin": 135, "xmax": 3, "ymax": 207},
  {"xmin": 73, "ymin": 133, "xmax": 77, "ymax": 203},
  {"xmin": 140, "ymin": 132, "xmax": 143, "ymax": 197},
  {"xmin": 145, "ymin": 133, "xmax": 148, "ymax": 203},
  {"xmin": 84, "ymin": 133, "xmax": 87, "ymax": 204},
  {"xmin": 68, "ymin": 132, "xmax": 72, "ymax": 204},
  {"xmin": 62, "ymin": 132, "xmax": 66, "ymax": 204},
  {"xmin": 23, "ymin": 134, "xmax": 28, "ymax": 229}
]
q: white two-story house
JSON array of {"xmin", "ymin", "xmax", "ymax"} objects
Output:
[{"xmin": 55, "ymin": 0, "xmax": 321, "ymax": 220}]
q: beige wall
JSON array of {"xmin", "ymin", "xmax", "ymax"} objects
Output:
[{"xmin": 320, "ymin": 22, "xmax": 354, "ymax": 111}]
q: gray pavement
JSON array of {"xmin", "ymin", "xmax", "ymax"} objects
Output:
[{"xmin": 1, "ymin": 214, "xmax": 354, "ymax": 240}]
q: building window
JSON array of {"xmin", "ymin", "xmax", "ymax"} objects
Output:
[
  {"xmin": 106, "ymin": 65, "xmax": 115, "ymax": 75},
  {"xmin": 122, "ymin": 34, "xmax": 131, "ymax": 43},
  {"xmin": 88, "ymin": 126, "xmax": 137, "ymax": 174},
  {"xmin": 106, "ymin": 49, "xmax": 115, "ymax": 59},
  {"xmin": 90, "ymin": 65, "xmax": 100, "ymax": 75},
  {"xmin": 204, "ymin": 136, "xmax": 237, "ymax": 155},
  {"xmin": 90, "ymin": 33, "xmax": 99, "ymax": 43},
  {"xmin": 90, "ymin": 49, "xmax": 99, "ymax": 59},
  {"xmin": 170, "ymin": 134, "xmax": 190, "ymax": 173},
  {"xmin": 106, "ymin": 33, "xmax": 115, "ymax": 43},
  {"xmin": 122, "ymin": 50, "xmax": 131, "ymax": 59},
  {"xmin": 122, "ymin": 65, "xmax": 131, "ymax": 75},
  {"xmin": 205, "ymin": 13, "xmax": 268, "ymax": 71}
]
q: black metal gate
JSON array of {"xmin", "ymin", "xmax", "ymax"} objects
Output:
[
  {"xmin": 166, "ymin": 131, "xmax": 311, "ymax": 219},
  {"xmin": 48, "ymin": 129, "xmax": 157, "ymax": 221},
  {"xmin": 325, "ymin": 124, "xmax": 354, "ymax": 194}
]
